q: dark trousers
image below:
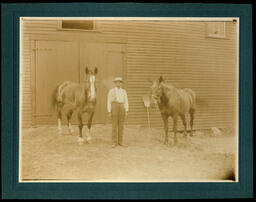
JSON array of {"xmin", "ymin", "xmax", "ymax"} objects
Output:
[{"xmin": 111, "ymin": 102, "xmax": 125, "ymax": 145}]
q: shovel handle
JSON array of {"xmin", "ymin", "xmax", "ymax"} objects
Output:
[{"xmin": 146, "ymin": 107, "xmax": 150, "ymax": 129}]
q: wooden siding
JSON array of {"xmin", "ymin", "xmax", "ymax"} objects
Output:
[
  {"xmin": 97, "ymin": 21, "xmax": 238, "ymax": 130},
  {"xmin": 21, "ymin": 20, "xmax": 59, "ymax": 127},
  {"xmin": 21, "ymin": 19, "xmax": 238, "ymax": 130}
]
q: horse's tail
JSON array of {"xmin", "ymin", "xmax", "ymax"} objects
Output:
[
  {"xmin": 54, "ymin": 81, "xmax": 71, "ymax": 109},
  {"xmin": 183, "ymin": 88, "xmax": 196, "ymax": 109},
  {"xmin": 184, "ymin": 88, "xmax": 209, "ymax": 108},
  {"xmin": 52, "ymin": 86, "xmax": 59, "ymax": 109}
]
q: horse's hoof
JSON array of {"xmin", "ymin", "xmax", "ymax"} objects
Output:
[
  {"xmin": 78, "ymin": 137, "xmax": 84, "ymax": 144},
  {"xmin": 86, "ymin": 136, "xmax": 92, "ymax": 143}
]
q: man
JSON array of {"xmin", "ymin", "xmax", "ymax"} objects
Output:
[{"xmin": 107, "ymin": 77, "xmax": 129, "ymax": 148}]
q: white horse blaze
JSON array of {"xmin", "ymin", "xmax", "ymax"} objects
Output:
[{"xmin": 89, "ymin": 75, "xmax": 96, "ymax": 99}]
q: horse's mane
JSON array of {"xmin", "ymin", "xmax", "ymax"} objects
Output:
[{"xmin": 160, "ymin": 82, "xmax": 186, "ymax": 102}]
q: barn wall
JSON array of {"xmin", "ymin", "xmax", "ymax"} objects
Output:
[
  {"xmin": 21, "ymin": 19, "xmax": 238, "ymax": 130},
  {"xmin": 97, "ymin": 20, "xmax": 238, "ymax": 129},
  {"xmin": 21, "ymin": 20, "xmax": 59, "ymax": 127}
]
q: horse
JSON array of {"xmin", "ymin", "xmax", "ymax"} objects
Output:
[
  {"xmin": 55, "ymin": 67, "xmax": 98, "ymax": 143},
  {"xmin": 150, "ymin": 76, "xmax": 196, "ymax": 146}
]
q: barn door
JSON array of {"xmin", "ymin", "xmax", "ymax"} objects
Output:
[
  {"xmin": 33, "ymin": 40, "xmax": 79, "ymax": 125},
  {"xmin": 80, "ymin": 42, "xmax": 126, "ymax": 123}
]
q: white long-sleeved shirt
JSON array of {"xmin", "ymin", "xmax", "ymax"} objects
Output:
[{"xmin": 107, "ymin": 87, "xmax": 129, "ymax": 113}]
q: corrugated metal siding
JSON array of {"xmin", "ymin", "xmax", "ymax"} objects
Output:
[
  {"xmin": 97, "ymin": 21, "xmax": 238, "ymax": 130},
  {"xmin": 21, "ymin": 20, "xmax": 237, "ymax": 130}
]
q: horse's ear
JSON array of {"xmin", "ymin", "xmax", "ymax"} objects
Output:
[
  {"xmin": 85, "ymin": 67, "xmax": 89, "ymax": 75},
  {"xmin": 159, "ymin": 76, "xmax": 164, "ymax": 83},
  {"xmin": 94, "ymin": 67, "xmax": 98, "ymax": 75}
]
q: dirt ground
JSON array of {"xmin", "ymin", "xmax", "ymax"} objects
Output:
[{"xmin": 21, "ymin": 124, "xmax": 237, "ymax": 182}]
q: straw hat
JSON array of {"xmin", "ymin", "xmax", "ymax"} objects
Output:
[{"xmin": 113, "ymin": 77, "xmax": 123, "ymax": 82}]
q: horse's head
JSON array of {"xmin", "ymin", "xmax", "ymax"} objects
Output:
[
  {"xmin": 150, "ymin": 76, "xmax": 165, "ymax": 107},
  {"xmin": 85, "ymin": 67, "xmax": 98, "ymax": 101}
]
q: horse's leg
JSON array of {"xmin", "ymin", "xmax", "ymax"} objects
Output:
[
  {"xmin": 56, "ymin": 102, "xmax": 63, "ymax": 134},
  {"xmin": 161, "ymin": 113, "xmax": 169, "ymax": 145},
  {"xmin": 180, "ymin": 114, "xmax": 187, "ymax": 136},
  {"xmin": 67, "ymin": 109, "xmax": 74, "ymax": 134},
  {"xmin": 189, "ymin": 108, "xmax": 195, "ymax": 136},
  {"xmin": 173, "ymin": 115, "xmax": 178, "ymax": 145},
  {"xmin": 85, "ymin": 111, "xmax": 94, "ymax": 143},
  {"xmin": 77, "ymin": 111, "xmax": 84, "ymax": 143}
]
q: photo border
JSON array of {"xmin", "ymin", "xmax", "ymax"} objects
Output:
[{"xmin": 1, "ymin": 3, "xmax": 253, "ymax": 199}]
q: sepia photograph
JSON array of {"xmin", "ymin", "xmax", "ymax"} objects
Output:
[{"xmin": 19, "ymin": 17, "xmax": 239, "ymax": 183}]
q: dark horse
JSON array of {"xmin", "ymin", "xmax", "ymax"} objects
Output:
[
  {"xmin": 150, "ymin": 76, "xmax": 196, "ymax": 145},
  {"xmin": 55, "ymin": 67, "xmax": 98, "ymax": 143}
]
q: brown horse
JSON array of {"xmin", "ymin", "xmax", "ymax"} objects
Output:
[
  {"xmin": 150, "ymin": 76, "xmax": 196, "ymax": 145},
  {"xmin": 55, "ymin": 67, "xmax": 98, "ymax": 143}
]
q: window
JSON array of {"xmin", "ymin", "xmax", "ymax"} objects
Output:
[
  {"xmin": 59, "ymin": 20, "xmax": 95, "ymax": 31},
  {"xmin": 206, "ymin": 22, "xmax": 226, "ymax": 38}
]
